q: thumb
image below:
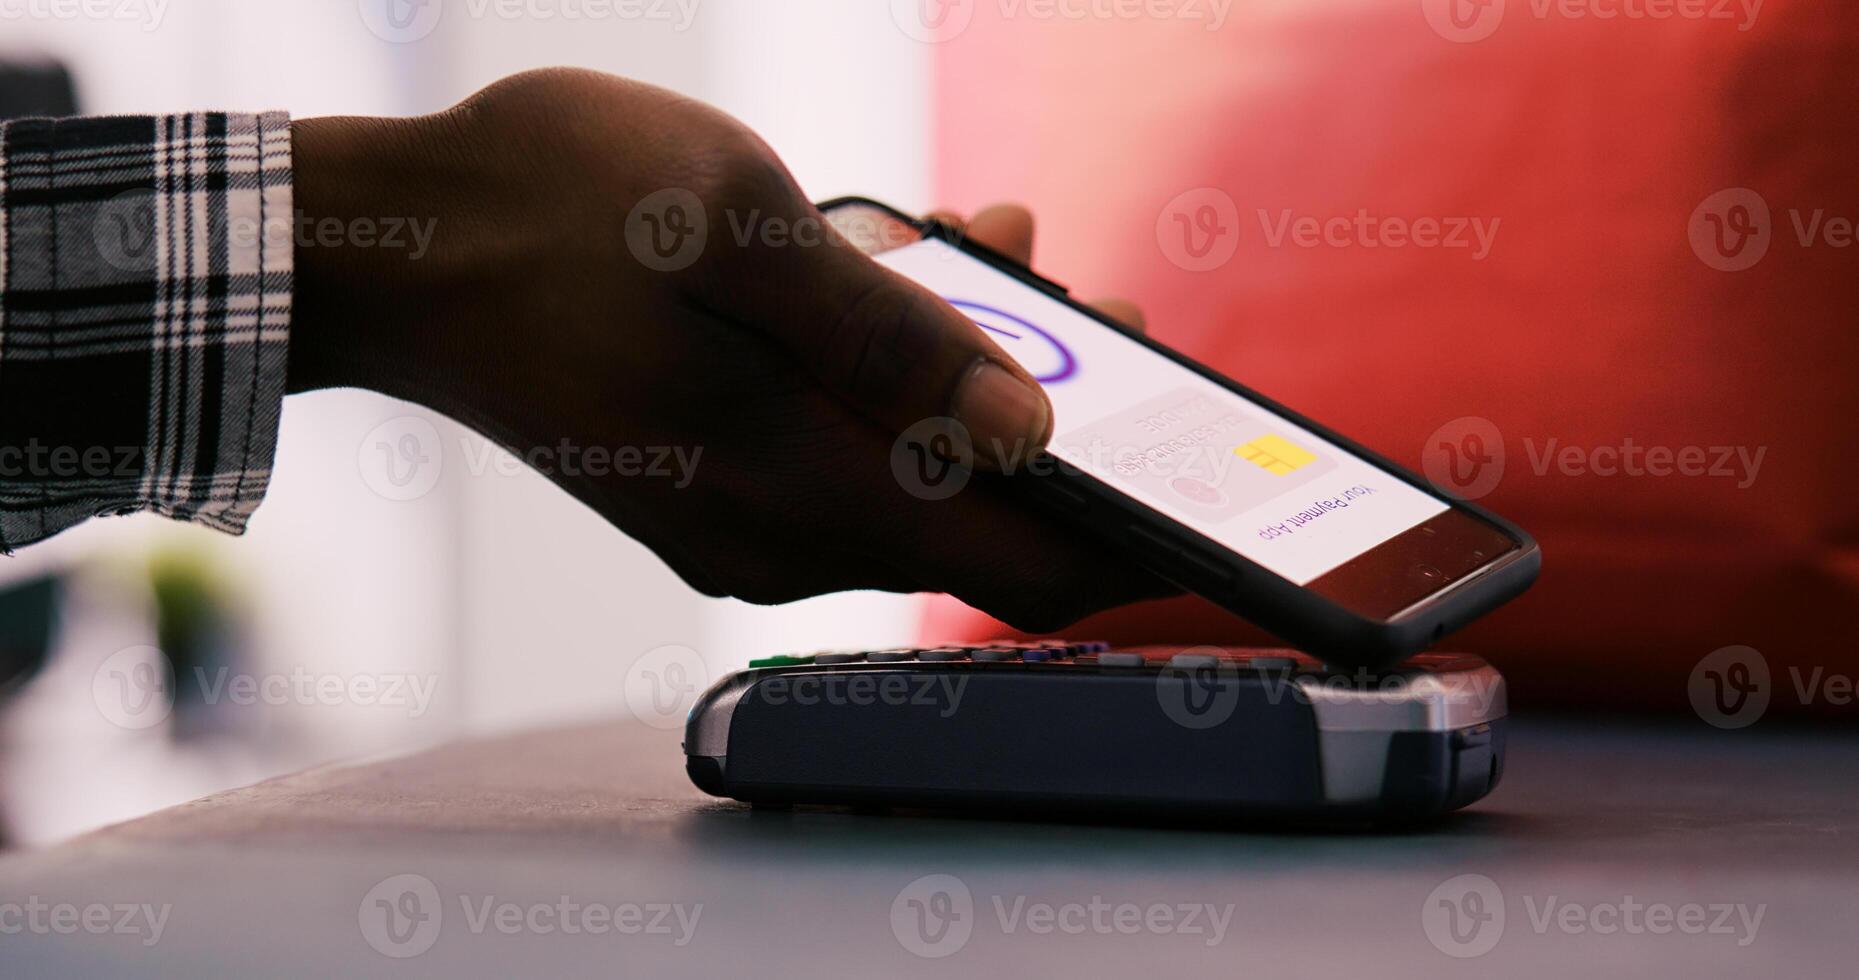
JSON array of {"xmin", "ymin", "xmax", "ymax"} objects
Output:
[{"xmin": 700, "ymin": 211, "xmax": 1053, "ymax": 470}]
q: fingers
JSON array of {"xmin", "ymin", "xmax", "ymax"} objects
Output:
[
  {"xmin": 927, "ymin": 204, "xmax": 1034, "ymax": 266},
  {"xmin": 905, "ymin": 487, "xmax": 1180, "ymax": 631},
  {"xmin": 965, "ymin": 204, "xmax": 1036, "ymax": 266},
  {"xmin": 701, "ymin": 205, "xmax": 1053, "ymax": 472},
  {"xmin": 845, "ymin": 455, "xmax": 1180, "ymax": 630},
  {"xmin": 930, "ymin": 204, "xmax": 1146, "ymax": 333}
]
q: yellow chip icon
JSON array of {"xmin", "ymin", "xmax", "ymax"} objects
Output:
[{"xmin": 1235, "ymin": 434, "xmax": 1318, "ymax": 476}]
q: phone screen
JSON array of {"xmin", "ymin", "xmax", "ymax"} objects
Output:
[{"xmin": 873, "ymin": 235, "xmax": 1454, "ymax": 587}]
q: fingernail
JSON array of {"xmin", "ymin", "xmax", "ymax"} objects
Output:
[{"xmin": 953, "ymin": 359, "xmax": 1050, "ymax": 467}]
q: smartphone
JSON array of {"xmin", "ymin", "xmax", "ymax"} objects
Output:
[
  {"xmin": 821, "ymin": 197, "xmax": 1539, "ymax": 669},
  {"xmin": 685, "ymin": 643, "xmax": 1509, "ymax": 822}
]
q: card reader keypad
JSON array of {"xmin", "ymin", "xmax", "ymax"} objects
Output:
[
  {"xmin": 739, "ymin": 644, "xmax": 1484, "ymax": 675},
  {"xmin": 744, "ymin": 645, "xmax": 1484, "ymax": 677}
]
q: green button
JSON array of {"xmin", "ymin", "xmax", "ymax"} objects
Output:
[{"xmin": 748, "ymin": 654, "xmax": 816, "ymax": 669}]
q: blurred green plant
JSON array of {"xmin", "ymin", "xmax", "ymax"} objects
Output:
[{"xmin": 146, "ymin": 546, "xmax": 243, "ymax": 737}]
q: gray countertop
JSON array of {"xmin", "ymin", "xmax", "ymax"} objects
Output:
[{"xmin": 1, "ymin": 717, "xmax": 1854, "ymax": 978}]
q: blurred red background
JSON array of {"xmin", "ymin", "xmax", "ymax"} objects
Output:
[{"xmin": 923, "ymin": 0, "xmax": 1859, "ymax": 713}]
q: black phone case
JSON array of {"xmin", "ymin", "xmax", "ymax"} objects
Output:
[{"xmin": 818, "ymin": 196, "xmax": 1540, "ymax": 669}]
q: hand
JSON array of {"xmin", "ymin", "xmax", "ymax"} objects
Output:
[{"xmin": 289, "ymin": 68, "xmax": 1176, "ymax": 631}]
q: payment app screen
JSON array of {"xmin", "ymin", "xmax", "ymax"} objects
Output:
[{"xmin": 876, "ymin": 238, "xmax": 1448, "ymax": 585}]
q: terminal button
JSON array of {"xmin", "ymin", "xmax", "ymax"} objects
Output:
[{"xmin": 748, "ymin": 654, "xmax": 817, "ymax": 669}]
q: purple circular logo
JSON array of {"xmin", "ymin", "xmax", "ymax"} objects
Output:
[{"xmin": 947, "ymin": 299, "xmax": 1077, "ymax": 384}]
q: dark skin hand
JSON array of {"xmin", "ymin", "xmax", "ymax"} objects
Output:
[{"xmin": 288, "ymin": 67, "xmax": 1177, "ymax": 632}]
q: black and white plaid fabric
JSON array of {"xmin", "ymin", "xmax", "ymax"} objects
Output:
[{"xmin": 0, "ymin": 112, "xmax": 292, "ymax": 552}]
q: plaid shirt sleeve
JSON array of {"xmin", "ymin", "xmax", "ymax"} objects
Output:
[{"xmin": 0, "ymin": 113, "xmax": 293, "ymax": 553}]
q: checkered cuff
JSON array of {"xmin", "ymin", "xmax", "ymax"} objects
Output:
[{"xmin": 0, "ymin": 112, "xmax": 293, "ymax": 551}]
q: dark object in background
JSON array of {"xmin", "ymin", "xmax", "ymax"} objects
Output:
[
  {"xmin": 0, "ymin": 577, "xmax": 61, "ymax": 695},
  {"xmin": 0, "ymin": 575, "xmax": 63, "ymax": 850},
  {"xmin": 0, "ymin": 60, "xmax": 79, "ymax": 120}
]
